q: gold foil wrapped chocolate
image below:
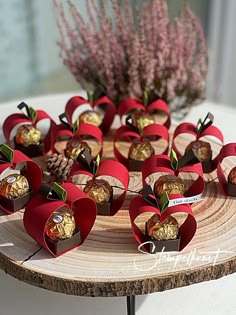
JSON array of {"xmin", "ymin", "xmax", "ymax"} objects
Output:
[
  {"xmin": 128, "ymin": 138, "xmax": 154, "ymax": 161},
  {"xmin": 185, "ymin": 140, "xmax": 212, "ymax": 162},
  {"xmin": 132, "ymin": 112, "xmax": 155, "ymax": 131},
  {"xmin": 65, "ymin": 139, "xmax": 91, "ymax": 161},
  {"xmin": 83, "ymin": 178, "xmax": 112, "ymax": 203},
  {"xmin": 154, "ymin": 174, "xmax": 185, "ymax": 196},
  {"xmin": 0, "ymin": 174, "xmax": 29, "ymax": 199},
  {"xmin": 45, "ymin": 208, "xmax": 76, "ymax": 241},
  {"xmin": 228, "ymin": 166, "xmax": 236, "ymax": 184},
  {"xmin": 147, "ymin": 214, "xmax": 179, "ymax": 240},
  {"xmin": 15, "ymin": 124, "xmax": 41, "ymax": 146},
  {"xmin": 79, "ymin": 110, "xmax": 102, "ymax": 127}
]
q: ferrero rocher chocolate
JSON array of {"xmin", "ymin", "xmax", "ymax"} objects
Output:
[
  {"xmin": 154, "ymin": 174, "xmax": 185, "ymax": 196},
  {"xmin": 83, "ymin": 178, "xmax": 112, "ymax": 203},
  {"xmin": 228, "ymin": 167, "xmax": 236, "ymax": 184},
  {"xmin": 185, "ymin": 140, "xmax": 212, "ymax": 162},
  {"xmin": 15, "ymin": 124, "xmax": 41, "ymax": 147},
  {"xmin": 146, "ymin": 214, "xmax": 179, "ymax": 240},
  {"xmin": 132, "ymin": 112, "xmax": 155, "ymax": 131},
  {"xmin": 64, "ymin": 139, "xmax": 91, "ymax": 161},
  {"xmin": 45, "ymin": 208, "xmax": 76, "ymax": 241},
  {"xmin": 79, "ymin": 110, "xmax": 102, "ymax": 127},
  {"xmin": 0, "ymin": 174, "xmax": 29, "ymax": 199},
  {"xmin": 128, "ymin": 139, "xmax": 154, "ymax": 161}
]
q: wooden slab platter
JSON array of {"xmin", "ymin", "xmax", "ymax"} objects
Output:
[{"xmin": 0, "ymin": 123, "xmax": 236, "ymax": 297}]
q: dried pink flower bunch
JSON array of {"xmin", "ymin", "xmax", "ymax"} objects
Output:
[{"xmin": 54, "ymin": 0, "xmax": 208, "ymax": 113}]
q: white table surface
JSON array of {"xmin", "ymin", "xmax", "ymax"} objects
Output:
[{"xmin": 0, "ymin": 92, "xmax": 236, "ymax": 315}]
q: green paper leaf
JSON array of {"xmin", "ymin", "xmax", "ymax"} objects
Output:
[
  {"xmin": 196, "ymin": 118, "xmax": 202, "ymax": 134},
  {"xmin": 0, "ymin": 144, "xmax": 14, "ymax": 163},
  {"xmin": 73, "ymin": 119, "xmax": 79, "ymax": 134},
  {"xmin": 28, "ymin": 107, "xmax": 37, "ymax": 122},
  {"xmin": 159, "ymin": 192, "xmax": 169, "ymax": 213},
  {"xmin": 170, "ymin": 149, "xmax": 178, "ymax": 171},
  {"xmin": 52, "ymin": 182, "xmax": 67, "ymax": 202},
  {"xmin": 143, "ymin": 90, "xmax": 149, "ymax": 107},
  {"xmin": 87, "ymin": 90, "xmax": 94, "ymax": 104}
]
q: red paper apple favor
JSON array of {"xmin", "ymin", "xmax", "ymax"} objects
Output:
[
  {"xmin": 142, "ymin": 150, "xmax": 204, "ymax": 198},
  {"xmin": 51, "ymin": 113, "xmax": 103, "ymax": 155},
  {"xmin": 129, "ymin": 192, "xmax": 197, "ymax": 253},
  {"xmin": 3, "ymin": 102, "xmax": 56, "ymax": 156},
  {"xmin": 67, "ymin": 148, "xmax": 129, "ymax": 216},
  {"xmin": 172, "ymin": 112, "xmax": 224, "ymax": 173},
  {"xmin": 118, "ymin": 97, "xmax": 171, "ymax": 129},
  {"xmin": 217, "ymin": 143, "xmax": 236, "ymax": 196},
  {"xmin": 65, "ymin": 94, "xmax": 116, "ymax": 135},
  {"xmin": 0, "ymin": 144, "xmax": 42, "ymax": 213},
  {"xmin": 23, "ymin": 182, "xmax": 97, "ymax": 257},
  {"xmin": 114, "ymin": 121, "xmax": 169, "ymax": 171}
]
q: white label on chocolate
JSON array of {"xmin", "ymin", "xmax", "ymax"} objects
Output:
[
  {"xmin": 168, "ymin": 194, "xmax": 203, "ymax": 207},
  {"xmin": 7, "ymin": 176, "xmax": 17, "ymax": 184},
  {"xmin": 53, "ymin": 215, "xmax": 63, "ymax": 224}
]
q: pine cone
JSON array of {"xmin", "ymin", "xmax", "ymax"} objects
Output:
[{"xmin": 47, "ymin": 153, "xmax": 74, "ymax": 183}]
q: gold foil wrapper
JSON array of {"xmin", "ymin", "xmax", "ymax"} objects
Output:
[
  {"xmin": 186, "ymin": 140, "xmax": 212, "ymax": 162},
  {"xmin": 15, "ymin": 124, "xmax": 41, "ymax": 146},
  {"xmin": 147, "ymin": 214, "xmax": 179, "ymax": 240},
  {"xmin": 229, "ymin": 166, "xmax": 236, "ymax": 184},
  {"xmin": 154, "ymin": 174, "xmax": 185, "ymax": 196},
  {"xmin": 133, "ymin": 112, "xmax": 155, "ymax": 131},
  {"xmin": 0, "ymin": 174, "xmax": 29, "ymax": 199},
  {"xmin": 128, "ymin": 139, "xmax": 154, "ymax": 161},
  {"xmin": 83, "ymin": 179, "xmax": 112, "ymax": 203},
  {"xmin": 79, "ymin": 110, "xmax": 102, "ymax": 127},
  {"xmin": 65, "ymin": 140, "xmax": 91, "ymax": 161},
  {"xmin": 45, "ymin": 208, "xmax": 76, "ymax": 241}
]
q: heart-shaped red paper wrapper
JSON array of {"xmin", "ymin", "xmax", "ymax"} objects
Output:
[
  {"xmin": 65, "ymin": 96, "xmax": 116, "ymax": 135},
  {"xmin": 0, "ymin": 150, "xmax": 42, "ymax": 213},
  {"xmin": 217, "ymin": 143, "xmax": 236, "ymax": 196},
  {"xmin": 23, "ymin": 183, "xmax": 97, "ymax": 257},
  {"xmin": 68, "ymin": 160, "xmax": 129, "ymax": 216},
  {"xmin": 113, "ymin": 124, "xmax": 169, "ymax": 169},
  {"xmin": 118, "ymin": 98, "xmax": 171, "ymax": 129},
  {"xmin": 129, "ymin": 194, "xmax": 197, "ymax": 252},
  {"xmin": 3, "ymin": 107, "xmax": 56, "ymax": 154},
  {"xmin": 142, "ymin": 154, "xmax": 204, "ymax": 197},
  {"xmin": 51, "ymin": 122, "xmax": 103, "ymax": 156},
  {"xmin": 172, "ymin": 122, "xmax": 224, "ymax": 173}
]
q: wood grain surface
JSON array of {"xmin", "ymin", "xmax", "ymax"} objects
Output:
[{"xmin": 0, "ymin": 124, "xmax": 236, "ymax": 297}]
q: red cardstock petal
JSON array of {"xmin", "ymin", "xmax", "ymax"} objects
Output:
[
  {"xmin": 93, "ymin": 96, "xmax": 116, "ymax": 135},
  {"xmin": 3, "ymin": 110, "xmax": 56, "ymax": 154},
  {"xmin": 118, "ymin": 98, "xmax": 171, "ymax": 129},
  {"xmin": 129, "ymin": 195, "xmax": 196, "ymax": 252},
  {"xmin": 172, "ymin": 122, "xmax": 224, "ymax": 172},
  {"xmin": 96, "ymin": 160, "xmax": 129, "ymax": 215},
  {"xmin": 65, "ymin": 96, "xmax": 115, "ymax": 135},
  {"xmin": 142, "ymin": 154, "xmax": 204, "ymax": 197},
  {"xmin": 114, "ymin": 125, "xmax": 169, "ymax": 168},
  {"xmin": 24, "ymin": 184, "xmax": 97, "ymax": 257}
]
